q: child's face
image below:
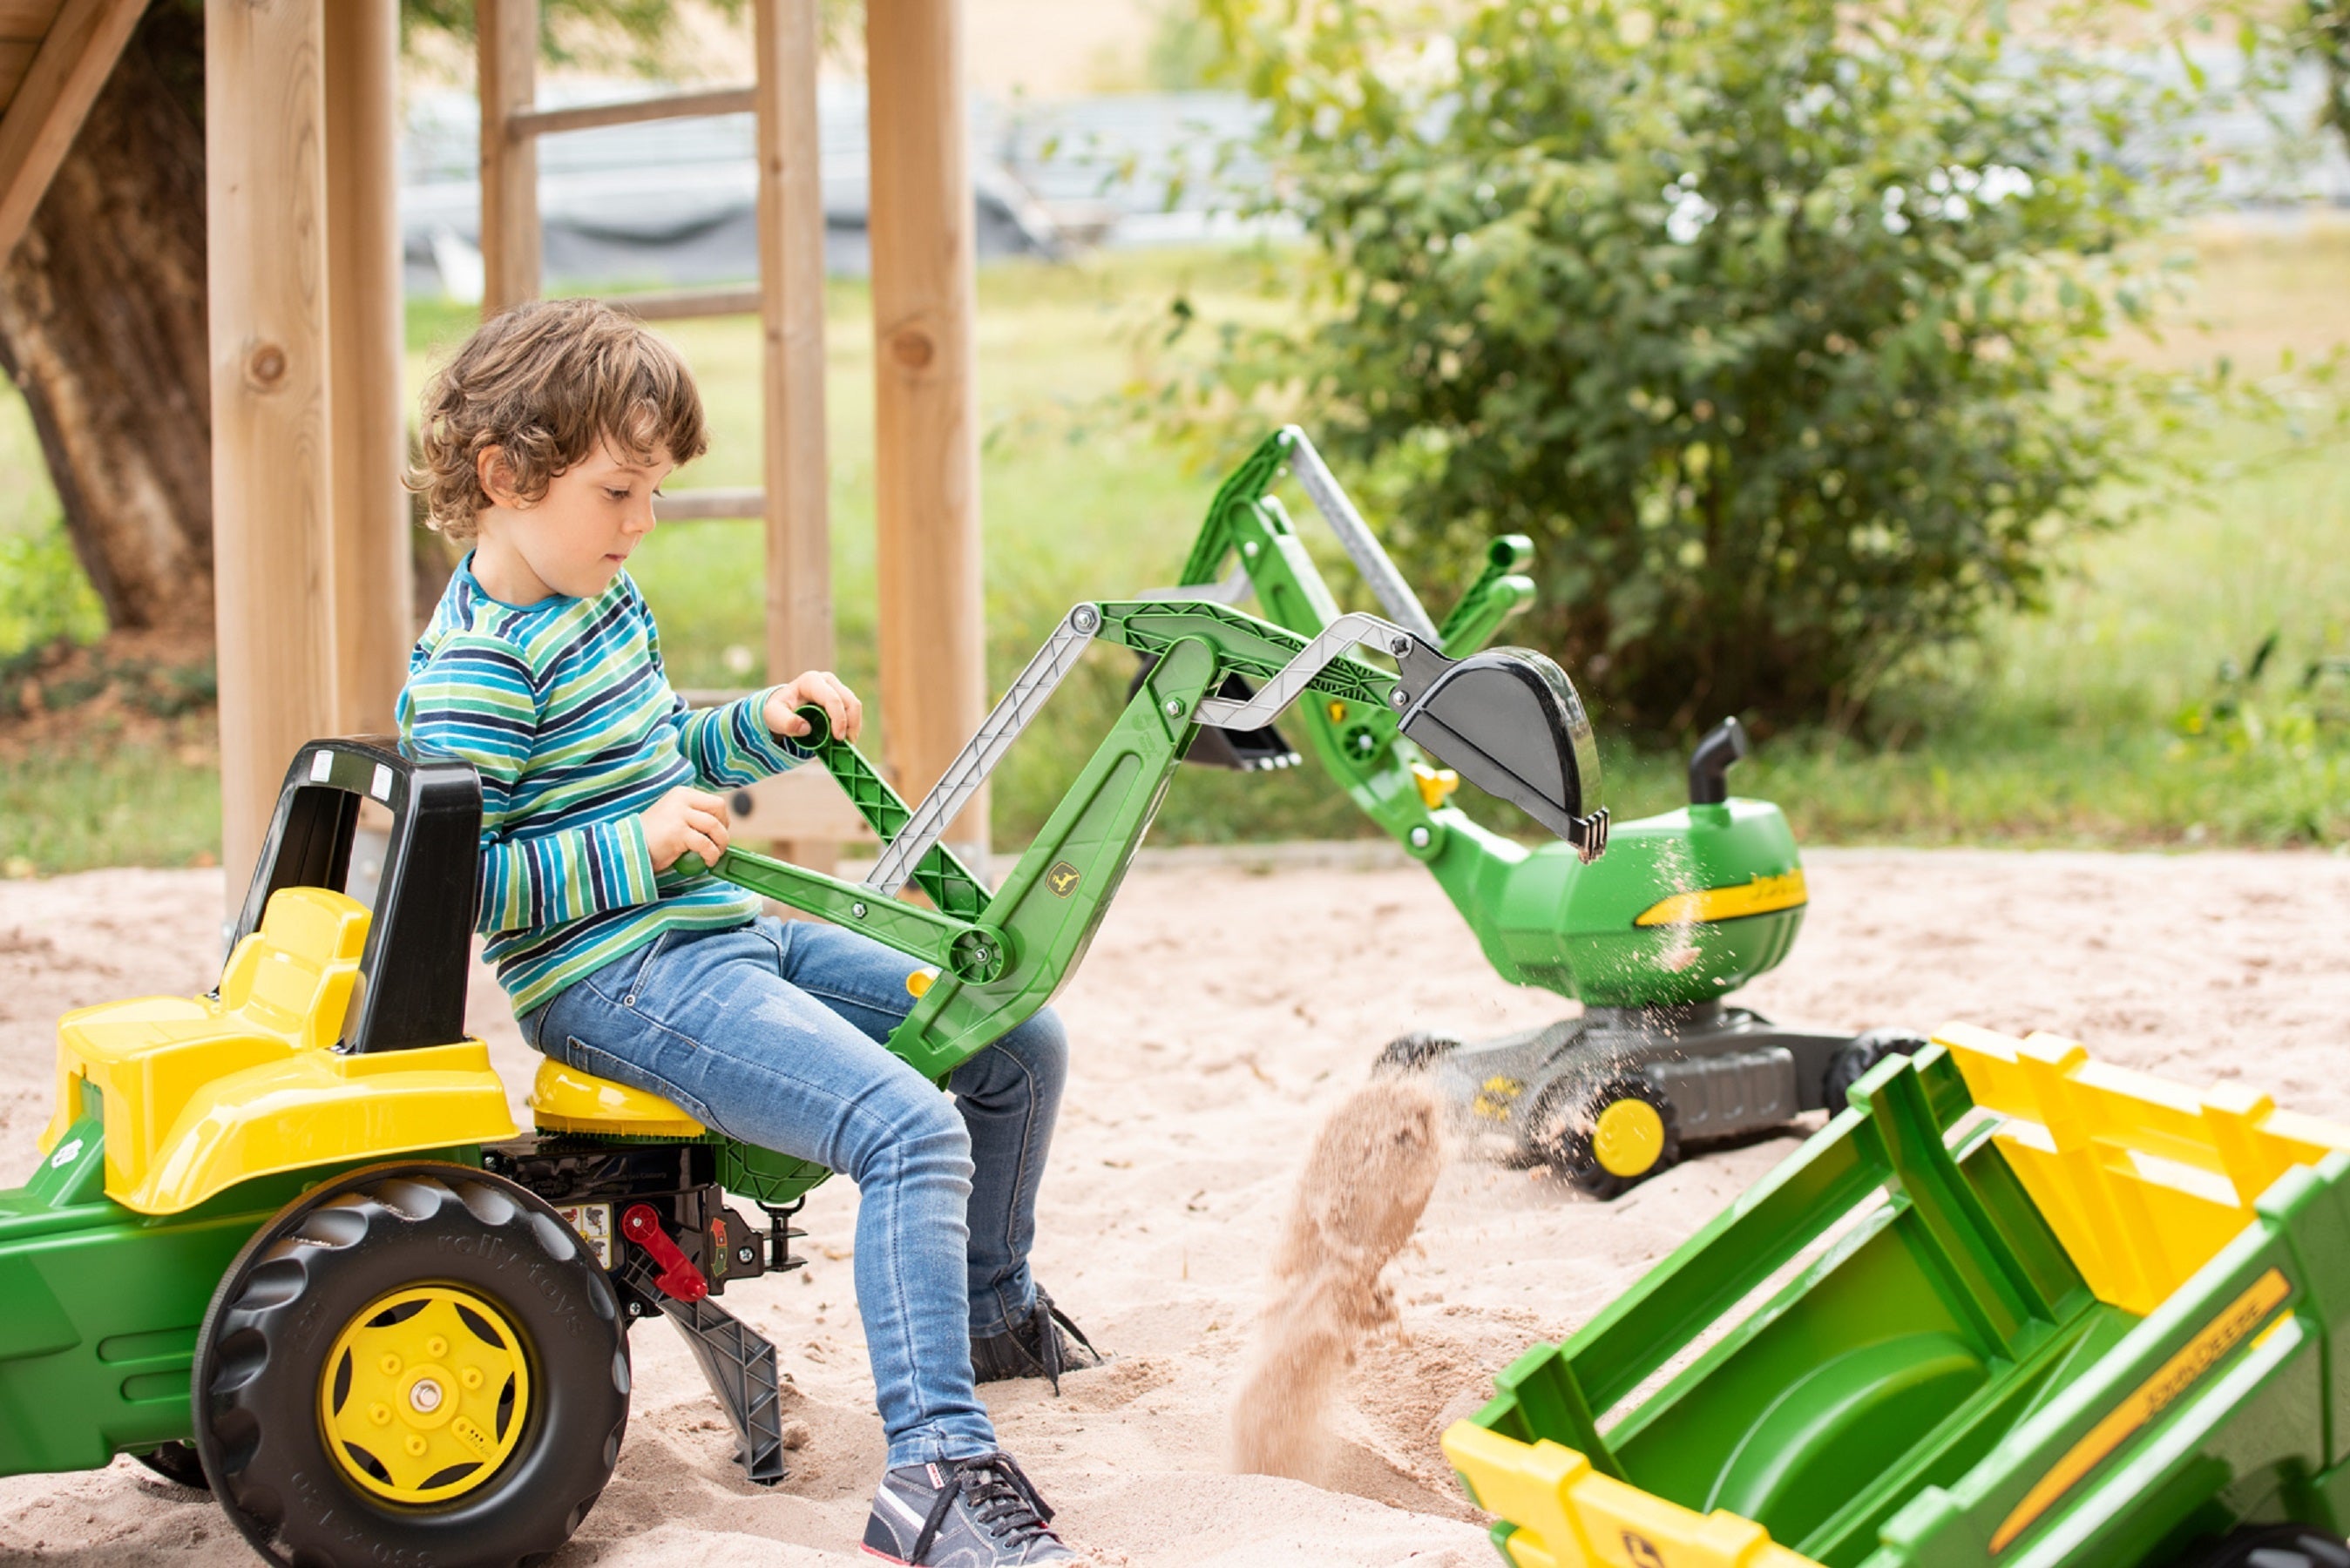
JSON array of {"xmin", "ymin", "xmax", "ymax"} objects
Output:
[{"xmin": 473, "ymin": 436, "xmax": 676, "ymax": 603}]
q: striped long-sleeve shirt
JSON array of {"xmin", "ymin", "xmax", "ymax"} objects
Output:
[{"xmin": 397, "ymin": 556, "xmax": 807, "ymax": 1012}]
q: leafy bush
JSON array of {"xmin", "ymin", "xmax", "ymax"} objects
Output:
[
  {"xmin": 0, "ymin": 516, "xmax": 105, "ymax": 674},
  {"xmin": 1174, "ymin": 0, "xmax": 2212, "ymax": 733}
]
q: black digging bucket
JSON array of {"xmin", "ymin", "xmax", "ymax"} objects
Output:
[{"xmin": 1398, "ymin": 647, "xmax": 1608, "ymax": 860}]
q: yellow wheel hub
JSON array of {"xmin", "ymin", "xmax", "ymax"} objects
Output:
[
  {"xmin": 319, "ymin": 1285, "xmax": 530, "ymax": 1504},
  {"xmin": 1592, "ymin": 1098, "xmax": 1666, "ymax": 1179}
]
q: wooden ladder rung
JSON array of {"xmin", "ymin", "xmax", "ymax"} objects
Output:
[
  {"xmin": 654, "ymin": 488, "xmax": 766, "ymax": 523},
  {"xmin": 505, "ymin": 83, "xmax": 756, "ymax": 140},
  {"xmin": 606, "ymin": 284, "xmax": 763, "ymax": 322}
]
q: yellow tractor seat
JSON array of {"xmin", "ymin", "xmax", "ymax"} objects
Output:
[
  {"xmin": 530, "ymin": 1057, "xmax": 706, "ymax": 1138},
  {"xmin": 214, "ymin": 885, "xmax": 375, "ymax": 1050}
]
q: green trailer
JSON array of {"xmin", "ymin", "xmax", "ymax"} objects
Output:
[{"xmin": 1443, "ymin": 1024, "xmax": 2350, "ymax": 1568}]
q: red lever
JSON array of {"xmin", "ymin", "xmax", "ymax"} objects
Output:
[{"xmin": 621, "ymin": 1204, "xmax": 708, "ymax": 1302}]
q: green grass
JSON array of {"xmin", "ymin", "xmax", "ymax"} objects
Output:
[
  {"xmin": 0, "ymin": 739, "xmax": 220, "ymax": 877},
  {"xmin": 3, "ymin": 228, "xmax": 2347, "ymax": 874}
]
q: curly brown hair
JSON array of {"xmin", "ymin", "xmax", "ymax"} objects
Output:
[{"xmin": 409, "ymin": 298, "xmax": 709, "ymax": 540}]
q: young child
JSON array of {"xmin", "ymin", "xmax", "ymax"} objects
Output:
[{"xmin": 399, "ymin": 298, "xmax": 1096, "ymax": 1566}]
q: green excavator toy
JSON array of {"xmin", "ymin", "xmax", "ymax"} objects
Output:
[
  {"xmin": 1153, "ymin": 427, "xmax": 1921, "ymax": 1196},
  {"xmin": 0, "ymin": 590, "xmax": 1602, "ymax": 1567}
]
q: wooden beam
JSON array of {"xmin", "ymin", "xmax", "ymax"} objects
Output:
[
  {"xmin": 324, "ymin": 0, "xmax": 407, "ymax": 736},
  {"xmin": 654, "ymin": 486, "xmax": 764, "ymax": 522},
  {"xmin": 477, "ymin": 0, "xmax": 538, "ymax": 316},
  {"xmin": 207, "ymin": 0, "xmax": 336, "ymax": 893},
  {"xmin": 0, "ymin": 0, "xmax": 150, "ymax": 260},
  {"xmin": 0, "ymin": 1, "xmax": 64, "ymax": 37},
  {"xmin": 866, "ymin": 0, "xmax": 986, "ymax": 857},
  {"xmin": 0, "ymin": 41, "xmax": 38, "ymax": 107},
  {"xmin": 505, "ymin": 82, "xmax": 754, "ymax": 140},
  {"xmin": 757, "ymin": 0, "xmax": 836, "ymax": 871},
  {"xmin": 604, "ymin": 283, "xmax": 762, "ymax": 321}
]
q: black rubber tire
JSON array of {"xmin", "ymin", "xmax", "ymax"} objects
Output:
[
  {"xmin": 2157, "ymin": 1522, "xmax": 2350, "ymax": 1568},
  {"xmin": 132, "ymin": 1441, "xmax": 208, "ymax": 1490},
  {"xmin": 192, "ymin": 1163, "xmax": 632, "ymax": 1568},
  {"xmin": 1529, "ymin": 1074, "xmax": 1682, "ymax": 1200},
  {"xmin": 1374, "ymin": 1031, "xmax": 1461, "ymax": 1077},
  {"xmin": 1822, "ymin": 1027, "xmax": 1931, "ymax": 1110}
]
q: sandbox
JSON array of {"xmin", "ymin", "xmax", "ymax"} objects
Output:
[{"xmin": 1, "ymin": 843, "xmax": 2346, "ymax": 1565}]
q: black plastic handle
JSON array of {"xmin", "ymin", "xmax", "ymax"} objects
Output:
[{"xmin": 1687, "ymin": 716, "xmax": 1750, "ymax": 806}]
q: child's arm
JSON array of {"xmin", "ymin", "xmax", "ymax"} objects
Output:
[
  {"xmin": 401, "ymin": 636, "xmax": 663, "ymax": 934},
  {"xmin": 635, "ymin": 591, "xmax": 810, "ymax": 787},
  {"xmin": 667, "ymin": 690, "xmax": 809, "ymax": 788}
]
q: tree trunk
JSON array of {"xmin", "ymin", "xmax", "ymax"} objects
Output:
[{"xmin": 0, "ymin": 4, "xmax": 211, "ymax": 638}]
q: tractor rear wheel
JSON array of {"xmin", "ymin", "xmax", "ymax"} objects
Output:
[
  {"xmin": 1532, "ymin": 1075, "xmax": 1681, "ymax": 1199},
  {"xmin": 192, "ymin": 1162, "xmax": 632, "ymax": 1568},
  {"xmin": 2157, "ymin": 1523, "xmax": 2350, "ymax": 1568}
]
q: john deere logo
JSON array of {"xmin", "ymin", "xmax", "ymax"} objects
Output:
[
  {"xmin": 1621, "ymin": 1532, "xmax": 1666, "ymax": 1568},
  {"xmin": 1046, "ymin": 861, "xmax": 1082, "ymax": 897}
]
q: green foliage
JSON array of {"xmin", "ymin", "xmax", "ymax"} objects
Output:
[
  {"xmin": 2169, "ymin": 630, "xmax": 2350, "ymax": 769},
  {"xmin": 1145, "ymin": 0, "xmax": 1228, "ymax": 91},
  {"xmin": 0, "ymin": 517, "xmax": 105, "ymax": 682},
  {"xmin": 1171, "ymin": 0, "xmax": 2216, "ymax": 733},
  {"xmin": 2312, "ymin": 0, "xmax": 2350, "ymax": 151}
]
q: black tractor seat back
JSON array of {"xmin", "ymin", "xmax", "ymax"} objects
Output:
[{"xmin": 228, "ymin": 739, "xmax": 484, "ymax": 1055}]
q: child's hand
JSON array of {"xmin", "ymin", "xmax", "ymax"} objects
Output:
[
  {"xmin": 643, "ymin": 786, "xmax": 732, "ymax": 871},
  {"xmin": 766, "ymin": 671, "xmax": 863, "ymax": 743}
]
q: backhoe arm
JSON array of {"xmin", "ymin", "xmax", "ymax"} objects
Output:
[{"xmin": 693, "ymin": 597, "xmax": 1596, "ymax": 1081}]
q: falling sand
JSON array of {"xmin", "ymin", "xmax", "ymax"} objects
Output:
[{"xmin": 1230, "ymin": 1079, "xmax": 1447, "ymax": 1481}]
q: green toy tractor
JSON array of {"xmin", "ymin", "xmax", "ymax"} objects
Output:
[
  {"xmin": 1159, "ymin": 428, "xmax": 1923, "ymax": 1196},
  {"xmin": 1, "ymin": 592, "xmax": 1602, "ymax": 1566}
]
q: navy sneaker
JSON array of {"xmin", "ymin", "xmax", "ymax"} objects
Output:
[
  {"xmin": 861, "ymin": 1451, "xmax": 1073, "ymax": 1565},
  {"xmin": 970, "ymin": 1287, "xmax": 1103, "ymax": 1395}
]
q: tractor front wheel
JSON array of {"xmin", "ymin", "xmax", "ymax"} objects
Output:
[
  {"xmin": 1532, "ymin": 1075, "xmax": 1681, "ymax": 1199},
  {"xmin": 1822, "ymin": 1027, "xmax": 1930, "ymax": 1110},
  {"xmin": 193, "ymin": 1163, "xmax": 632, "ymax": 1568},
  {"xmin": 1373, "ymin": 1031, "xmax": 1460, "ymax": 1076}
]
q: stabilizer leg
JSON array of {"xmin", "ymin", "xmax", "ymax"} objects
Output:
[{"xmin": 623, "ymin": 1253, "xmax": 789, "ymax": 1484}]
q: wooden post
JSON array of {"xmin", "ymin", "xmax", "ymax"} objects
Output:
[
  {"xmin": 324, "ymin": 0, "xmax": 410, "ymax": 735},
  {"xmin": 207, "ymin": 0, "xmax": 337, "ymax": 894},
  {"xmin": 866, "ymin": 0, "xmax": 987, "ymax": 858},
  {"xmin": 477, "ymin": 0, "xmax": 538, "ymax": 315},
  {"xmin": 754, "ymin": 0, "xmax": 836, "ymax": 871}
]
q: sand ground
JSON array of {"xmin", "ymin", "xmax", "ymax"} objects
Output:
[{"xmin": 1, "ymin": 843, "xmax": 2347, "ymax": 1564}]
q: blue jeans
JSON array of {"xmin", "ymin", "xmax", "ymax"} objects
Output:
[{"xmin": 518, "ymin": 915, "xmax": 1070, "ymax": 1467}]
